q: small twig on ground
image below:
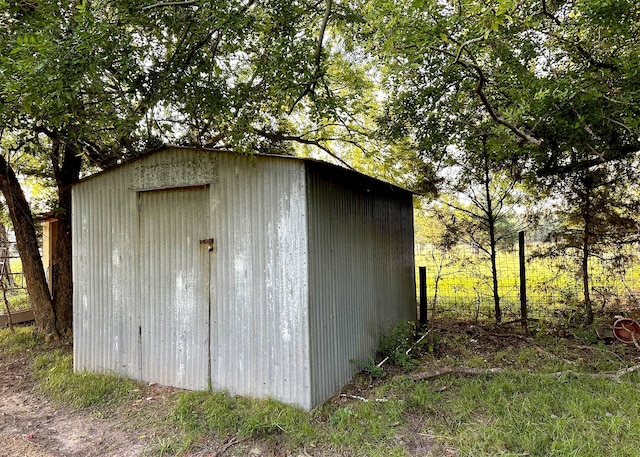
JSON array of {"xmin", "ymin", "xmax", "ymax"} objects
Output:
[
  {"xmin": 630, "ymin": 326, "xmax": 640, "ymax": 349},
  {"xmin": 409, "ymin": 366, "xmax": 504, "ymax": 381},
  {"xmin": 549, "ymin": 364, "xmax": 640, "ymax": 382},
  {"xmin": 213, "ymin": 436, "xmax": 245, "ymax": 457},
  {"xmin": 511, "ymin": 334, "xmax": 576, "ymax": 365},
  {"xmin": 2, "ymin": 411, "xmax": 17, "ymax": 425},
  {"xmin": 339, "ymin": 394, "xmax": 388, "ymax": 403},
  {"xmin": 612, "ymin": 364, "xmax": 640, "ymax": 379}
]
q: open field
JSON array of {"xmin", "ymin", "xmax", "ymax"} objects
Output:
[
  {"xmin": 416, "ymin": 243, "xmax": 640, "ymax": 322},
  {"xmin": 2, "ymin": 319, "xmax": 640, "ymax": 456}
]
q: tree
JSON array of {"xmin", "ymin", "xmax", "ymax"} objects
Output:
[
  {"xmin": 533, "ymin": 163, "xmax": 640, "ymax": 323},
  {"xmin": 358, "ymin": 0, "xmax": 640, "ymax": 177},
  {"xmin": 0, "ymin": 0, "xmax": 369, "ymax": 338},
  {"xmin": 434, "ymin": 132, "xmax": 525, "ymax": 324},
  {"xmin": 354, "ymin": 0, "xmax": 640, "ymax": 324}
]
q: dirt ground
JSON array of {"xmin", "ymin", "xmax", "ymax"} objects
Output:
[
  {"xmin": 1, "ymin": 318, "xmax": 639, "ymax": 457},
  {"xmin": 0, "ymin": 347, "xmax": 155, "ymax": 457}
]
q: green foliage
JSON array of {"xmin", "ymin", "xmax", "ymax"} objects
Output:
[
  {"xmin": 5, "ymin": 290, "xmax": 30, "ymax": 312},
  {"xmin": 350, "ymin": 321, "xmax": 423, "ymax": 378},
  {"xmin": 171, "ymin": 389, "xmax": 407, "ymax": 456},
  {"xmin": 164, "ymin": 337, "xmax": 640, "ymax": 456},
  {"xmin": 0, "ymin": 0, "xmax": 373, "ymax": 161},
  {"xmin": 350, "ymin": 356, "xmax": 386, "ymax": 378},
  {"xmin": 379, "ymin": 320, "xmax": 420, "ymax": 370},
  {"xmin": 32, "ymin": 350, "xmax": 138, "ymax": 409},
  {"xmin": 169, "ymin": 391, "xmax": 316, "ymax": 452},
  {"xmin": 415, "ymin": 239, "xmax": 640, "ymax": 322},
  {"xmin": 7, "ymin": 323, "xmax": 640, "ymax": 457},
  {"xmin": 573, "ymin": 325, "xmax": 600, "ymax": 345},
  {"xmin": 358, "ymin": 0, "xmax": 640, "ymax": 325},
  {"xmin": 426, "ymin": 372, "xmax": 640, "ymax": 456}
]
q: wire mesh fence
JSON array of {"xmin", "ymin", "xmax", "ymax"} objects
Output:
[{"xmin": 415, "ymin": 232, "xmax": 640, "ymax": 323}]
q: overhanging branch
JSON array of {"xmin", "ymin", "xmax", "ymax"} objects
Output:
[
  {"xmin": 432, "ymin": 43, "xmax": 544, "ymax": 147},
  {"xmin": 288, "ymin": 0, "xmax": 333, "ymax": 115},
  {"xmin": 141, "ymin": 0, "xmax": 199, "ymax": 11},
  {"xmin": 537, "ymin": 143, "xmax": 640, "ymax": 177},
  {"xmin": 254, "ymin": 128, "xmax": 355, "ymax": 170}
]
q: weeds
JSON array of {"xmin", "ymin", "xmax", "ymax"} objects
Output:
[
  {"xmin": 350, "ymin": 321, "xmax": 423, "ymax": 378},
  {"xmin": 350, "ymin": 356, "xmax": 386, "ymax": 378}
]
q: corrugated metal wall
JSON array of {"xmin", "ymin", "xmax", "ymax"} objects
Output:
[
  {"xmin": 73, "ymin": 164, "xmax": 141, "ymax": 379},
  {"xmin": 305, "ymin": 164, "xmax": 416, "ymax": 407},
  {"xmin": 73, "ymin": 147, "xmax": 414, "ymax": 410},
  {"xmin": 73, "ymin": 148, "xmax": 311, "ymax": 407},
  {"xmin": 209, "ymin": 154, "xmax": 311, "ymax": 409},
  {"xmin": 137, "ymin": 186, "xmax": 211, "ymax": 390}
]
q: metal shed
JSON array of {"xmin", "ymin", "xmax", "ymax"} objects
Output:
[{"xmin": 72, "ymin": 146, "xmax": 415, "ymax": 410}]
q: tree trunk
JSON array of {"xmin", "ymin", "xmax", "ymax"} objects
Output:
[
  {"xmin": 482, "ymin": 141, "xmax": 501, "ymax": 325},
  {"xmin": 51, "ymin": 143, "xmax": 82, "ymax": 336},
  {"xmin": 0, "ymin": 155, "xmax": 59, "ymax": 340},
  {"xmin": 581, "ymin": 184, "xmax": 593, "ymax": 325}
]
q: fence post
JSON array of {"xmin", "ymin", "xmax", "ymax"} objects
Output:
[
  {"xmin": 519, "ymin": 231, "xmax": 528, "ymax": 334},
  {"xmin": 419, "ymin": 266, "xmax": 427, "ymax": 327}
]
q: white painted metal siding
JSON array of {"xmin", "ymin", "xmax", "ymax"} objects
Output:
[
  {"xmin": 137, "ymin": 186, "xmax": 211, "ymax": 390},
  {"xmin": 73, "ymin": 147, "xmax": 413, "ymax": 410},
  {"xmin": 209, "ymin": 154, "xmax": 311, "ymax": 408},
  {"xmin": 73, "ymin": 165, "xmax": 141, "ymax": 379},
  {"xmin": 73, "ymin": 148, "xmax": 311, "ymax": 407}
]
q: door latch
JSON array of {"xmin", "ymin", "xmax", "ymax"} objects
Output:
[{"xmin": 200, "ymin": 238, "xmax": 215, "ymax": 252}]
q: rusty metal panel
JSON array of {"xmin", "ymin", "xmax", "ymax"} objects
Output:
[{"xmin": 305, "ymin": 163, "xmax": 416, "ymax": 407}]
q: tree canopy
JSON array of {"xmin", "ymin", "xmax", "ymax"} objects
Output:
[
  {"xmin": 356, "ymin": 0, "xmax": 640, "ymax": 180},
  {"xmin": 1, "ymin": 0, "xmax": 639, "ymax": 333},
  {"xmin": 0, "ymin": 0, "xmax": 373, "ymax": 336}
]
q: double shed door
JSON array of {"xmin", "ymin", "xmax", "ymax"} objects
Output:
[{"xmin": 137, "ymin": 186, "xmax": 212, "ymax": 390}]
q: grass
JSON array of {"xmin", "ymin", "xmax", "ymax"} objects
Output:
[
  {"xmin": 0, "ymin": 324, "xmax": 42, "ymax": 354},
  {"xmin": 415, "ymin": 373, "xmax": 640, "ymax": 456},
  {"xmin": 2, "ymin": 321, "xmax": 640, "ymax": 456},
  {"xmin": 159, "ymin": 321, "xmax": 640, "ymax": 456},
  {"xmin": 415, "ymin": 244, "xmax": 640, "ymax": 321},
  {"xmin": 0, "ymin": 258, "xmax": 31, "ymax": 312},
  {"xmin": 32, "ymin": 349, "xmax": 140, "ymax": 409},
  {"xmin": 5, "ymin": 289, "xmax": 32, "ymax": 311}
]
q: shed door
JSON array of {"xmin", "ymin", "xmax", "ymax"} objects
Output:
[{"xmin": 138, "ymin": 186, "xmax": 211, "ymax": 390}]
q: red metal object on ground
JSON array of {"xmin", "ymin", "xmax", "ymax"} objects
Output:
[{"xmin": 612, "ymin": 318, "xmax": 640, "ymax": 345}]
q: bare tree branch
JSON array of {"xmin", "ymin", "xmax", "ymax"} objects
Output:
[
  {"xmin": 254, "ymin": 128, "xmax": 355, "ymax": 170},
  {"xmin": 288, "ymin": 0, "xmax": 333, "ymax": 114},
  {"xmin": 141, "ymin": 0, "xmax": 199, "ymax": 11}
]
